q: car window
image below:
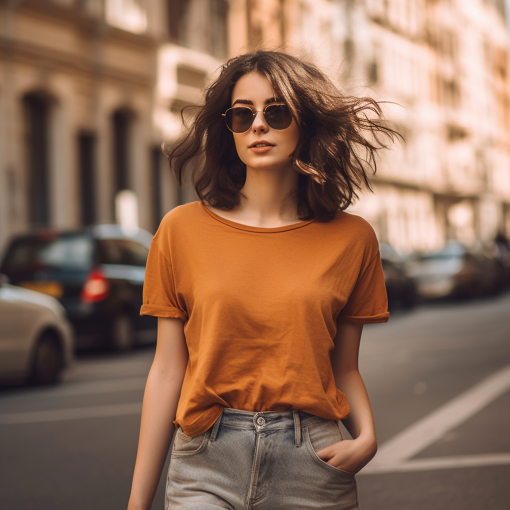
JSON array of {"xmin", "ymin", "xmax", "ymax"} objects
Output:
[
  {"xmin": 1, "ymin": 235, "xmax": 93, "ymax": 272},
  {"xmin": 418, "ymin": 243, "xmax": 466, "ymax": 261},
  {"xmin": 97, "ymin": 239, "xmax": 149, "ymax": 267}
]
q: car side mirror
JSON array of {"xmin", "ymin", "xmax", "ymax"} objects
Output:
[{"xmin": 0, "ymin": 273, "xmax": 10, "ymax": 287}]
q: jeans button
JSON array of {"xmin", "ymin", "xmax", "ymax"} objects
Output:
[{"xmin": 256, "ymin": 416, "xmax": 266, "ymax": 426}]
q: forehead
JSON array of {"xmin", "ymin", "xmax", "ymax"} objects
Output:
[{"xmin": 231, "ymin": 72, "xmax": 277, "ymax": 103}]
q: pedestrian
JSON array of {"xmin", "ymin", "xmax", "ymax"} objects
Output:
[{"xmin": 127, "ymin": 50, "xmax": 398, "ymax": 510}]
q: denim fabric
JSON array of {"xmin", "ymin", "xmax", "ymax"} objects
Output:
[{"xmin": 166, "ymin": 408, "xmax": 359, "ymax": 509}]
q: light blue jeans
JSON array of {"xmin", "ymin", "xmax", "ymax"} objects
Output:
[{"xmin": 166, "ymin": 408, "xmax": 359, "ymax": 509}]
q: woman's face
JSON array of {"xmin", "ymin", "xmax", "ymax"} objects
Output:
[{"xmin": 229, "ymin": 72, "xmax": 300, "ymax": 172}]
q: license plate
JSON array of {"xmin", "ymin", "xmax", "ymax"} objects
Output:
[{"xmin": 18, "ymin": 281, "xmax": 63, "ymax": 299}]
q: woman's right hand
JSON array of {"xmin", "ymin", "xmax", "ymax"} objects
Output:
[{"xmin": 127, "ymin": 317, "xmax": 188, "ymax": 510}]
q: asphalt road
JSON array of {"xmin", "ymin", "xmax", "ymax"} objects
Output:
[{"xmin": 1, "ymin": 292, "xmax": 509, "ymax": 510}]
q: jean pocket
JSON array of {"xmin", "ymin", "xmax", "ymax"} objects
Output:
[
  {"xmin": 304, "ymin": 419, "xmax": 356, "ymax": 477},
  {"xmin": 171, "ymin": 426, "xmax": 211, "ymax": 458}
]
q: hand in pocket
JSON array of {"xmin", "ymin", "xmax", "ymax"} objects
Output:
[{"xmin": 315, "ymin": 437, "xmax": 377, "ymax": 475}]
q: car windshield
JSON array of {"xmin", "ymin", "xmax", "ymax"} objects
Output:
[
  {"xmin": 97, "ymin": 239, "xmax": 149, "ymax": 267},
  {"xmin": 1, "ymin": 234, "xmax": 93, "ymax": 272}
]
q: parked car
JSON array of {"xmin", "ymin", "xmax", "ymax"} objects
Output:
[
  {"xmin": 0, "ymin": 273, "xmax": 74, "ymax": 385},
  {"xmin": 379, "ymin": 243, "xmax": 418, "ymax": 310},
  {"xmin": 0, "ymin": 225, "xmax": 157, "ymax": 351},
  {"xmin": 406, "ymin": 240, "xmax": 501, "ymax": 300}
]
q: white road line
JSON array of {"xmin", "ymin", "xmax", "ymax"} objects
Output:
[
  {"xmin": 360, "ymin": 453, "xmax": 510, "ymax": 474},
  {"xmin": 0, "ymin": 402, "xmax": 142, "ymax": 425},
  {"xmin": 0, "ymin": 377, "xmax": 147, "ymax": 402},
  {"xmin": 369, "ymin": 362, "xmax": 510, "ymax": 468}
]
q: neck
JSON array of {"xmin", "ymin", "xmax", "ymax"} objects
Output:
[{"xmin": 237, "ymin": 163, "xmax": 300, "ymax": 223}]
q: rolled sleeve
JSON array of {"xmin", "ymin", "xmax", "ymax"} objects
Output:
[
  {"xmin": 140, "ymin": 238, "xmax": 188, "ymax": 322},
  {"xmin": 338, "ymin": 251, "xmax": 389, "ymax": 324}
]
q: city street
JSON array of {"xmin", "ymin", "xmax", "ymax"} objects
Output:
[{"xmin": 1, "ymin": 293, "xmax": 509, "ymax": 510}]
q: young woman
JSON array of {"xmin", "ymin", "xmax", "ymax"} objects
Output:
[{"xmin": 127, "ymin": 50, "xmax": 398, "ymax": 510}]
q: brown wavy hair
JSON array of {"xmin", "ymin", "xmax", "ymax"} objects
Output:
[{"xmin": 165, "ymin": 50, "xmax": 401, "ymax": 222}]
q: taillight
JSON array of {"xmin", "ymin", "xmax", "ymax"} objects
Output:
[{"xmin": 81, "ymin": 268, "xmax": 109, "ymax": 303}]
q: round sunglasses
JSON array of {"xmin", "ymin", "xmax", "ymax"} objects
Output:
[{"xmin": 222, "ymin": 104, "xmax": 293, "ymax": 133}]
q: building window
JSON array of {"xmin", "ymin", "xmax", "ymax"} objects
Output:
[
  {"xmin": 167, "ymin": 0, "xmax": 229, "ymax": 59},
  {"xmin": 168, "ymin": 0, "xmax": 186, "ymax": 43},
  {"xmin": 78, "ymin": 132, "xmax": 96, "ymax": 226},
  {"xmin": 151, "ymin": 146, "xmax": 163, "ymax": 230},
  {"xmin": 368, "ymin": 60, "xmax": 379, "ymax": 84},
  {"xmin": 210, "ymin": 0, "xmax": 229, "ymax": 58},
  {"xmin": 23, "ymin": 93, "xmax": 51, "ymax": 227},
  {"xmin": 112, "ymin": 109, "xmax": 133, "ymax": 193},
  {"xmin": 112, "ymin": 109, "xmax": 134, "ymax": 219},
  {"xmin": 177, "ymin": 65, "xmax": 207, "ymax": 88}
]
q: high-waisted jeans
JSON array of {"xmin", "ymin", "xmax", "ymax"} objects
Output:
[{"xmin": 166, "ymin": 408, "xmax": 360, "ymax": 509}]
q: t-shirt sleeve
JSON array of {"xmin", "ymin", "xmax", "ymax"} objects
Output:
[
  {"xmin": 140, "ymin": 237, "xmax": 188, "ymax": 322},
  {"xmin": 338, "ymin": 250, "xmax": 389, "ymax": 324}
]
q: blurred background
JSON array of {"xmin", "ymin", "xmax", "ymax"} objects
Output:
[{"xmin": 1, "ymin": 1, "xmax": 510, "ymax": 509}]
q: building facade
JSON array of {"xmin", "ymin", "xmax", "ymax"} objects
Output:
[
  {"xmin": 2, "ymin": 0, "xmax": 509, "ymax": 256},
  {"xmin": 351, "ymin": 0, "xmax": 510, "ymax": 253},
  {"xmin": 0, "ymin": 0, "xmax": 165, "ymax": 252},
  {"xmin": 296, "ymin": 0, "xmax": 510, "ymax": 254}
]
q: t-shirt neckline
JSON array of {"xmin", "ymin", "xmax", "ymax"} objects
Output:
[{"xmin": 198, "ymin": 202, "xmax": 318, "ymax": 233}]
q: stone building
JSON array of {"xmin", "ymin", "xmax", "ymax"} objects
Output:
[
  {"xmin": 347, "ymin": 0, "xmax": 510, "ymax": 253},
  {"xmin": 2, "ymin": 0, "xmax": 509, "ymax": 256},
  {"xmin": 0, "ymin": 0, "xmax": 166, "ymax": 252},
  {"xmin": 231, "ymin": 0, "xmax": 510, "ymax": 254}
]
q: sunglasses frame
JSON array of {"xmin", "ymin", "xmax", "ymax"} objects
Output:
[{"xmin": 222, "ymin": 104, "xmax": 292, "ymax": 133}]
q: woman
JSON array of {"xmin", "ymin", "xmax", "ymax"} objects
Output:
[{"xmin": 128, "ymin": 50, "xmax": 398, "ymax": 510}]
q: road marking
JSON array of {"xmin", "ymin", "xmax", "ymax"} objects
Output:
[
  {"xmin": 0, "ymin": 377, "xmax": 147, "ymax": 403},
  {"xmin": 361, "ymin": 453, "xmax": 510, "ymax": 474},
  {"xmin": 0, "ymin": 402, "xmax": 142, "ymax": 425},
  {"xmin": 367, "ymin": 362, "xmax": 510, "ymax": 470}
]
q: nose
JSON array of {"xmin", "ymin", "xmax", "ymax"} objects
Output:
[{"xmin": 251, "ymin": 110, "xmax": 268, "ymax": 133}]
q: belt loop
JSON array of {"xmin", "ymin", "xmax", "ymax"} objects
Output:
[
  {"xmin": 293, "ymin": 410, "xmax": 302, "ymax": 447},
  {"xmin": 209, "ymin": 409, "xmax": 223, "ymax": 442}
]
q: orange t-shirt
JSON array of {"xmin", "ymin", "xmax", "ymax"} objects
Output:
[{"xmin": 140, "ymin": 201, "xmax": 389, "ymax": 437}]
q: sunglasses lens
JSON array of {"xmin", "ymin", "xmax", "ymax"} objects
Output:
[
  {"xmin": 265, "ymin": 105, "xmax": 292, "ymax": 130},
  {"xmin": 224, "ymin": 105, "xmax": 293, "ymax": 132},
  {"xmin": 226, "ymin": 107, "xmax": 254, "ymax": 133}
]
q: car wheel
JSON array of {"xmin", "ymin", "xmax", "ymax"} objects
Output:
[
  {"xmin": 111, "ymin": 312, "xmax": 135, "ymax": 351},
  {"xmin": 30, "ymin": 332, "xmax": 64, "ymax": 385}
]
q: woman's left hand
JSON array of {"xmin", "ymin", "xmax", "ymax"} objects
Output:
[{"xmin": 315, "ymin": 436, "xmax": 377, "ymax": 475}]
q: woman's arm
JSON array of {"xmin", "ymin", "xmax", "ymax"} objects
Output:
[
  {"xmin": 315, "ymin": 321, "xmax": 378, "ymax": 474},
  {"xmin": 127, "ymin": 317, "xmax": 188, "ymax": 510}
]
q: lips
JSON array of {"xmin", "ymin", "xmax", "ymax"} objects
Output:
[{"xmin": 248, "ymin": 140, "xmax": 275, "ymax": 148}]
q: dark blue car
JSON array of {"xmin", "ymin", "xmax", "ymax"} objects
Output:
[{"xmin": 0, "ymin": 225, "xmax": 157, "ymax": 351}]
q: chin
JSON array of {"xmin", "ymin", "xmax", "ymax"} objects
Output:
[{"xmin": 243, "ymin": 157, "xmax": 288, "ymax": 170}]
